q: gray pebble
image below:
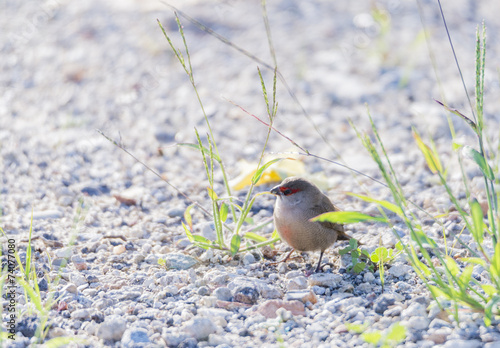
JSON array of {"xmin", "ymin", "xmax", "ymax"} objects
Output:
[
  {"xmin": 121, "ymin": 328, "xmax": 150, "ymax": 347},
  {"xmin": 183, "ymin": 317, "xmax": 217, "ymax": 340},
  {"xmin": 214, "ymin": 287, "xmax": 233, "ymax": 302},
  {"xmin": 96, "ymin": 316, "xmax": 127, "ymax": 341}
]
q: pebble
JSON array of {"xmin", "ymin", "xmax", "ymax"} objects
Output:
[
  {"xmin": 162, "ymin": 253, "xmax": 198, "ymax": 270},
  {"xmin": 121, "ymin": 328, "xmax": 151, "ymax": 347},
  {"xmin": 255, "ymin": 300, "xmax": 306, "ymax": 318},
  {"xmin": 96, "ymin": 316, "xmax": 127, "ymax": 341},
  {"xmin": 183, "ymin": 317, "xmax": 218, "ymax": 340},
  {"xmin": 373, "ymin": 293, "xmax": 397, "ymax": 314},
  {"xmin": 308, "ymin": 273, "xmax": 342, "ymax": 288},
  {"xmin": 214, "ymin": 287, "xmax": 233, "ymax": 302}
]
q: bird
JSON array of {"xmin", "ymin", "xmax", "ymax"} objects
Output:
[{"xmin": 270, "ymin": 176, "xmax": 354, "ymax": 273}]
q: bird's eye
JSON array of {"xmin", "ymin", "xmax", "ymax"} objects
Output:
[{"xmin": 282, "ymin": 188, "xmax": 292, "ymax": 195}]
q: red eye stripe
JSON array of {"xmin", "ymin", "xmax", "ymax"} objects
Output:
[{"xmin": 279, "ymin": 186, "xmax": 300, "ymax": 195}]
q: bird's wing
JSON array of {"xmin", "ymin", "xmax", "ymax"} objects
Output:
[{"xmin": 311, "ymin": 195, "xmax": 355, "ymax": 241}]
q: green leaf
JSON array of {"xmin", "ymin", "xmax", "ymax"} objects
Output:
[
  {"xmin": 339, "ymin": 247, "xmax": 351, "ymax": 255},
  {"xmin": 395, "ymin": 241, "xmax": 404, "ymax": 251},
  {"xmin": 373, "ymin": 247, "xmax": 389, "ymax": 262},
  {"xmin": 251, "ymin": 158, "xmax": 286, "ymax": 184},
  {"xmin": 462, "ymin": 146, "xmax": 495, "ymax": 180},
  {"xmin": 481, "ymin": 284, "xmax": 497, "ymax": 297},
  {"xmin": 271, "ymin": 229, "xmax": 280, "ymax": 239},
  {"xmin": 349, "ymin": 238, "xmax": 358, "ymax": 249},
  {"xmin": 361, "ymin": 331, "xmax": 382, "ymax": 345},
  {"xmin": 243, "ymin": 232, "xmax": 267, "ymax": 243},
  {"xmin": 347, "ymin": 192, "xmax": 404, "ymax": 217},
  {"xmin": 184, "ymin": 204, "xmax": 195, "ymax": 230},
  {"xmin": 445, "ymin": 256, "xmax": 460, "ymax": 277},
  {"xmin": 465, "ymin": 257, "xmax": 482, "ymax": 276},
  {"xmin": 428, "ymin": 284, "xmax": 450, "ymax": 300},
  {"xmin": 386, "ymin": 322, "xmax": 406, "ymax": 342},
  {"xmin": 207, "ymin": 187, "xmax": 218, "ymax": 200},
  {"xmin": 484, "ymin": 295, "xmax": 500, "ymax": 327},
  {"xmin": 411, "ymin": 229, "xmax": 438, "ymax": 248},
  {"xmin": 346, "ymin": 323, "xmax": 368, "ymax": 334},
  {"xmin": 182, "ymin": 221, "xmax": 194, "ymax": 242},
  {"xmin": 177, "ymin": 143, "xmax": 221, "ymax": 162},
  {"xmin": 352, "ymin": 262, "xmax": 366, "ymax": 273},
  {"xmin": 470, "ymin": 199, "xmax": 485, "ymax": 244},
  {"xmin": 458, "ymin": 264, "xmax": 474, "ymax": 291},
  {"xmin": 490, "ymin": 241, "xmax": 500, "ymax": 279},
  {"xmin": 371, "ymin": 253, "xmax": 380, "ymax": 263},
  {"xmin": 413, "ymin": 130, "xmax": 443, "ymax": 174},
  {"xmin": 312, "ymin": 211, "xmax": 388, "ymax": 224},
  {"xmin": 219, "ymin": 203, "xmax": 228, "ymax": 223},
  {"xmin": 192, "ymin": 235, "xmax": 212, "ymax": 244},
  {"xmin": 230, "ymin": 234, "xmax": 241, "ymax": 256}
]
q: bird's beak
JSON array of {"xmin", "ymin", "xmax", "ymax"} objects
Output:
[{"xmin": 270, "ymin": 185, "xmax": 281, "ymax": 196}]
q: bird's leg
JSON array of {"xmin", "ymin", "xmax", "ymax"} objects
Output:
[
  {"xmin": 270, "ymin": 248, "xmax": 296, "ymax": 266},
  {"xmin": 314, "ymin": 251, "xmax": 324, "ymax": 273}
]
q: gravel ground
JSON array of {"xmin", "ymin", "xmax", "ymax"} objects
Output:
[{"xmin": 2, "ymin": 0, "xmax": 500, "ymax": 347}]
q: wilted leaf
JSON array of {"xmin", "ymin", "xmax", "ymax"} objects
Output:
[
  {"xmin": 207, "ymin": 187, "xmax": 218, "ymax": 200},
  {"xmin": 413, "ymin": 130, "xmax": 443, "ymax": 174}
]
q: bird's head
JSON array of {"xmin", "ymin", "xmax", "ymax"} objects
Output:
[{"xmin": 270, "ymin": 177, "xmax": 321, "ymax": 205}]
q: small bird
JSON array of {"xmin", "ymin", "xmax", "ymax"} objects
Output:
[{"xmin": 270, "ymin": 176, "xmax": 353, "ymax": 273}]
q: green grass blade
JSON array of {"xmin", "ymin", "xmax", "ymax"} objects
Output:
[
  {"xmin": 471, "ymin": 199, "xmax": 485, "ymax": 244},
  {"xmin": 312, "ymin": 211, "xmax": 388, "ymax": 224},
  {"xmin": 243, "ymin": 232, "xmax": 268, "ymax": 243},
  {"xmin": 251, "ymin": 158, "xmax": 286, "ymax": 185},
  {"xmin": 346, "ymin": 192, "xmax": 404, "ymax": 216}
]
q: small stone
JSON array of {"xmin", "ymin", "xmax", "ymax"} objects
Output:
[
  {"xmin": 96, "ymin": 316, "xmax": 127, "ymax": 341},
  {"xmin": 55, "ymin": 247, "xmax": 73, "ymax": 258},
  {"xmin": 233, "ymin": 286, "xmax": 259, "ymax": 305},
  {"xmin": 113, "ymin": 244, "xmax": 126, "ymax": 255},
  {"xmin": 71, "ymin": 309, "xmax": 91, "ymax": 320},
  {"xmin": 278, "ymin": 263, "xmax": 288, "ymax": 274},
  {"xmin": 70, "ymin": 273, "xmax": 87, "ymax": 287},
  {"xmin": 183, "ymin": 317, "xmax": 217, "ymax": 340},
  {"xmin": 242, "ymin": 253, "xmax": 256, "ymax": 265},
  {"xmin": 442, "ymin": 339, "xmax": 482, "ymax": 348},
  {"xmin": 121, "ymin": 328, "xmax": 150, "ymax": 347},
  {"xmin": 162, "ymin": 331, "xmax": 190, "ymax": 347},
  {"xmin": 308, "ymin": 273, "xmax": 342, "ymax": 288},
  {"xmin": 287, "ymin": 276, "xmax": 308, "ymax": 290},
  {"xmin": 363, "ymin": 272, "xmax": 375, "ymax": 282},
  {"xmin": 214, "ymin": 287, "xmax": 233, "ymax": 302},
  {"xmin": 255, "ymin": 300, "xmax": 305, "ymax": 318},
  {"xmin": 401, "ymin": 302, "xmax": 427, "ymax": 318},
  {"xmin": 285, "ymin": 290, "xmax": 318, "ymax": 304},
  {"xmin": 384, "ymin": 306, "xmax": 402, "ymax": 317},
  {"xmin": 62, "ymin": 283, "xmax": 78, "ymax": 294},
  {"xmin": 407, "ymin": 316, "xmax": 429, "ymax": 330},
  {"xmin": 312, "ymin": 285, "xmax": 325, "ymax": 295},
  {"xmin": 387, "ymin": 263, "xmax": 413, "ymax": 278},
  {"xmin": 197, "ymin": 286, "xmax": 211, "ymax": 296},
  {"xmin": 162, "ymin": 253, "xmax": 198, "ymax": 270},
  {"xmin": 373, "ymin": 293, "xmax": 397, "ymax": 314},
  {"xmin": 33, "ymin": 210, "xmax": 63, "ymax": 220},
  {"xmin": 166, "ymin": 207, "xmax": 185, "ymax": 218}
]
